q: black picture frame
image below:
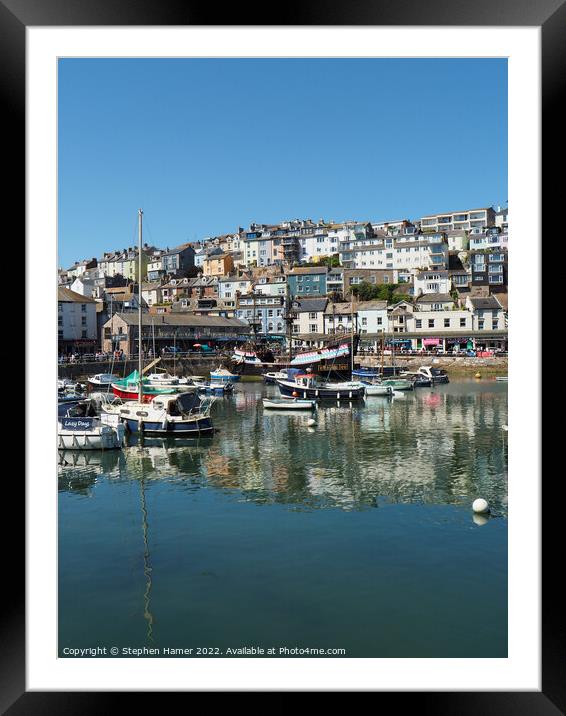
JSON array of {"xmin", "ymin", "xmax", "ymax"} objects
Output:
[{"xmin": 5, "ymin": 0, "xmax": 558, "ymax": 708}]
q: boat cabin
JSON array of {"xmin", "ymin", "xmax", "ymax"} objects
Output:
[
  {"xmin": 151, "ymin": 392, "xmax": 203, "ymax": 415},
  {"xmin": 293, "ymin": 373, "xmax": 319, "ymax": 389}
]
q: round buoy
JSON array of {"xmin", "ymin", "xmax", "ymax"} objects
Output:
[
  {"xmin": 307, "ymin": 418, "xmax": 316, "ymax": 426},
  {"xmin": 475, "ymin": 372, "xmax": 481, "ymax": 379},
  {"xmin": 502, "ymin": 424, "xmax": 508, "ymax": 431},
  {"xmin": 472, "ymin": 498, "xmax": 490, "ymax": 514}
]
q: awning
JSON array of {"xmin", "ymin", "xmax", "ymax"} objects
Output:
[{"xmin": 423, "ymin": 338, "xmax": 441, "ymax": 346}]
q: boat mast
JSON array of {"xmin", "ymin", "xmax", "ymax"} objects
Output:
[
  {"xmin": 138, "ymin": 208, "xmax": 143, "ymax": 403},
  {"xmin": 350, "ymin": 292, "xmax": 355, "ymax": 375}
]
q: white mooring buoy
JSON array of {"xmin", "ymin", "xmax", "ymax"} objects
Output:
[
  {"xmin": 307, "ymin": 418, "xmax": 317, "ymax": 427},
  {"xmin": 502, "ymin": 424, "xmax": 508, "ymax": 431},
  {"xmin": 472, "ymin": 498, "xmax": 490, "ymax": 514}
]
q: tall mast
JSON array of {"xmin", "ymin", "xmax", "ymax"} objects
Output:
[{"xmin": 138, "ymin": 208, "xmax": 143, "ymax": 403}]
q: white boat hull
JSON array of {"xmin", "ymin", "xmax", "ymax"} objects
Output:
[
  {"xmin": 58, "ymin": 420, "xmax": 125, "ymax": 450},
  {"xmin": 263, "ymin": 398, "xmax": 316, "ymax": 410}
]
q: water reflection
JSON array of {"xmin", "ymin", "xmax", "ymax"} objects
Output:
[{"xmin": 59, "ymin": 382, "xmax": 507, "ymax": 515}]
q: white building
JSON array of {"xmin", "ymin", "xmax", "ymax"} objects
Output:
[
  {"xmin": 356, "ymin": 300, "xmax": 388, "ymax": 334},
  {"xmin": 58, "ymin": 287, "xmax": 98, "ymax": 348},
  {"xmin": 414, "ymin": 270, "xmax": 451, "ymax": 297},
  {"xmin": 420, "ymin": 207, "xmax": 496, "ymax": 232}
]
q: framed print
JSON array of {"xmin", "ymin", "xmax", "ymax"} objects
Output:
[{"xmin": 4, "ymin": 0, "xmax": 558, "ymax": 707}]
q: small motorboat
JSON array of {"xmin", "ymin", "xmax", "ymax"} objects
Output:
[
  {"xmin": 380, "ymin": 377, "xmax": 414, "ymax": 391},
  {"xmin": 495, "ymin": 376, "xmax": 508, "ymax": 382},
  {"xmin": 111, "ymin": 370, "xmax": 188, "ymax": 402},
  {"xmin": 145, "ymin": 372, "xmax": 192, "ymax": 387},
  {"xmin": 418, "ymin": 366, "xmax": 449, "ymax": 384},
  {"xmin": 262, "ymin": 398, "xmax": 316, "ymax": 410},
  {"xmin": 101, "ymin": 391, "xmax": 215, "ymax": 436},
  {"xmin": 276, "ymin": 371, "xmax": 365, "ymax": 401},
  {"xmin": 193, "ymin": 379, "xmax": 234, "ymax": 394},
  {"xmin": 87, "ymin": 373, "xmax": 118, "ymax": 388},
  {"xmin": 58, "ymin": 401, "xmax": 125, "ymax": 450},
  {"xmin": 263, "ymin": 370, "xmax": 288, "ymax": 384},
  {"xmin": 210, "ymin": 366, "xmax": 240, "ymax": 383},
  {"xmin": 363, "ymin": 383, "xmax": 393, "ymax": 397}
]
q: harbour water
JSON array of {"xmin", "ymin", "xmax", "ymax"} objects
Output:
[{"xmin": 58, "ymin": 379, "xmax": 508, "ymax": 658}]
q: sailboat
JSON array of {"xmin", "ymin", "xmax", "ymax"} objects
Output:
[{"xmin": 102, "ymin": 209, "xmax": 215, "ymax": 436}]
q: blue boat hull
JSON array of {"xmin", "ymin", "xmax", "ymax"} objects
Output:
[
  {"xmin": 277, "ymin": 380, "xmax": 365, "ymax": 401},
  {"xmin": 124, "ymin": 417, "xmax": 214, "ymax": 435}
]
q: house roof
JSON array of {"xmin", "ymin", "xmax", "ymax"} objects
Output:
[
  {"xmin": 416, "ymin": 293, "xmax": 454, "ymax": 303},
  {"xmin": 294, "ymin": 298, "xmax": 328, "ymax": 313},
  {"xmin": 58, "ymin": 287, "xmax": 96, "ymax": 303},
  {"xmin": 356, "ymin": 300, "xmax": 388, "ymax": 311},
  {"xmin": 288, "ymin": 266, "xmax": 328, "ymax": 275},
  {"xmin": 468, "ymin": 296, "xmax": 503, "ymax": 310},
  {"xmin": 108, "ymin": 312, "xmax": 249, "ymax": 329},
  {"xmin": 324, "ymin": 302, "xmax": 353, "ymax": 315}
]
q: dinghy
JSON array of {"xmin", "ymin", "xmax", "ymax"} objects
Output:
[{"xmin": 262, "ymin": 398, "xmax": 316, "ymax": 410}]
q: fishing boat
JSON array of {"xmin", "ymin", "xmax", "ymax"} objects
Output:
[
  {"xmin": 87, "ymin": 373, "xmax": 118, "ymax": 388},
  {"xmin": 276, "ymin": 371, "xmax": 365, "ymax": 401},
  {"xmin": 210, "ymin": 366, "xmax": 240, "ymax": 383},
  {"xmin": 495, "ymin": 376, "xmax": 508, "ymax": 382},
  {"xmin": 262, "ymin": 397, "xmax": 316, "ymax": 410},
  {"xmin": 58, "ymin": 401, "xmax": 125, "ymax": 450},
  {"xmin": 102, "ymin": 392, "xmax": 215, "ymax": 436}
]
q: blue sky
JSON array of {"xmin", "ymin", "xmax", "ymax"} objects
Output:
[{"xmin": 58, "ymin": 58, "xmax": 507, "ymax": 268}]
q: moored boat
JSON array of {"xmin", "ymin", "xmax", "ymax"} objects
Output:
[
  {"xmin": 418, "ymin": 366, "xmax": 450, "ymax": 384},
  {"xmin": 262, "ymin": 397, "xmax": 316, "ymax": 410},
  {"xmin": 363, "ymin": 383, "xmax": 393, "ymax": 396},
  {"xmin": 88, "ymin": 373, "xmax": 118, "ymax": 388},
  {"xmin": 263, "ymin": 370, "xmax": 288, "ymax": 384},
  {"xmin": 111, "ymin": 370, "xmax": 187, "ymax": 402},
  {"xmin": 210, "ymin": 366, "xmax": 241, "ymax": 383},
  {"xmin": 380, "ymin": 378, "xmax": 414, "ymax": 391},
  {"xmin": 102, "ymin": 391, "xmax": 215, "ymax": 436},
  {"xmin": 276, "ymin": 371, "xmax": 365, "ymax": 401},
  {"xmin": 58, "ymin": 401, "xmax": 125, "ymax": 450}
]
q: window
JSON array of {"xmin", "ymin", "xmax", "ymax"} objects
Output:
[
  {"xmin": 460, "ymin": 318, "xmax": 466, "ymax": 327},
  {"xmin": 81, "ymin": 316, "xmax": 87, "ymax": 326},
  {"xmin": 361, "ymin": 317, "xmax": 367, "ymax": 326},
  {"xmin": 479, "ymin": 320, "xmax": 485, "ymax": 329},
  {"xmin": 81, "ymin": 304, "xmax": 86, "ymax": 312},
  {"xmin": 416, "ymin": 319, "xmax": 422, "ymax": 329},
  {"xmin": 428, "ymin": 319, "xmax": 434, "ymax": 328},
  {"xmin": 444, "ymin": 318, "xmax": 450, "ymax": 328},
  {"xmin": 81, "ymin": 330, "xmax": 87, "ymax": 338},
  {"xmin": 309, "ymin": 324, "xmax": 317, "ymax": 333}
]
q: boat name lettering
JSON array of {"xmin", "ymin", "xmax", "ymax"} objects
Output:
[{"xmin": 61, "ymin": 417, "xmax": 95, "ymax": 430}]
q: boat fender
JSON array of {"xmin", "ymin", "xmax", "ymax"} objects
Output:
[
  {"xmin": 139, "ymin": 420, "xmax": 145, "ymax": 433},
  {"xmin": 161, "ymin": 415, "xmax": 169, "ymax": 431}
]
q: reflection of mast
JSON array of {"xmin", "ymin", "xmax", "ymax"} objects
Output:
[{"xmin": 139, "ymin": 466, "xmax": 154, "ymax": 642}]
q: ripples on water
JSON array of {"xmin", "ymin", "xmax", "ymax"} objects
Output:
[
  {"xmin": 59, "ymin": 381, "xmax": 508, "ymax": 515},
  {"xmin": 58, "ymin": 381, "xmax": 508, "ymax": 658}
]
